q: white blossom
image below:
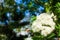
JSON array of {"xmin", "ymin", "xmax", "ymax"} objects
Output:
[
  {"xmin": 25, "ymin": 37, "xmax": 33, "ymax": 40},
  {"xmin": 16, "ymin": 32, "xmax": 21, "ymax": 37},
  {"xmin": 16, "ymin": 31, "xmax": 29, "ymax": 37},
  {"xmin": 31, "ymin": 20, "xmax": 43, "ymax": 32},
  {"xmin": 20, "ymin": 31, "xmax": 29, "ymax": 35},
  {"xmin": 51, "ymin": 13, "xmax": 57, "ymax": 20},
  {"xmin": 31, "ymin": 13, "xmax": 55, "ymax": 36},
  {"xmin": 37, "ymin": 13, "xmax": 55, "ymax": 27},
  {"xmin": 41, "ymin": 27, "xmax": 54, "ymax": 36}
]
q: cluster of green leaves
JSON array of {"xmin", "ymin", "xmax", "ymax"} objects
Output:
[
  {"xmin": 55, "ymin": 24, "xmax": 60, "ymax": 37},
  {"xmin": 52, "ymin": 1, "xmax": 60, "ymax": 24},
  {"xmin": 0, "ymin": 34, "xmax": 7, "ymax": 40},
  {"xmin": 32, "ymin": 32, "xmax": 56, "ymax": 40}
]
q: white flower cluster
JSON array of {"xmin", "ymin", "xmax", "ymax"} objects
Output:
[
  {"xmin": 13, "ymin": 27, "xmax": 30, "ymax": 37},
  {"xmin": 16, "ymin": 31, "xmax": 29, "ymax": 37},
  {"xmin": 31, "ymin": 13, "xmax": 55, "ymax": 36},
  {"xmin": 25, "ymin": 37, "xmax": 33, "ymax": 40}
]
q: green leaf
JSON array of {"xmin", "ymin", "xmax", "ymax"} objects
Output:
[
  {"xmin": 47, "ymin": 33, "xmax": 55, "ymax": 39},
  {"xmin": 31, "ymin": 16, "xmax": 36, "ymax": 22}
]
